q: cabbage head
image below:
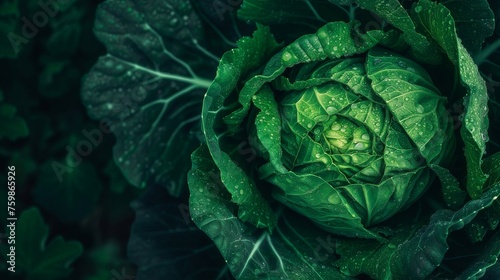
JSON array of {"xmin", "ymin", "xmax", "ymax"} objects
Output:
[
  {"xmin": 197, "ymin": 19, "xmax": 460, "ymax": 238},
  {"xmin": 184, "ymin": 0, "xmax": 499, "ymax": 279}
]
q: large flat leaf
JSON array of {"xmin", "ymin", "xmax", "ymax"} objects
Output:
[{"xmin": 81, "ymin": 0, "xmax": 223, "ymax": 196}]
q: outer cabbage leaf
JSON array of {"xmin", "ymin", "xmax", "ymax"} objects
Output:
[
  {"xmin": 412, "ymin": 0, "xmax": 490, "ymax": 199},
  {"xmin": 201, "ymin": 23, "xmax": 281, "ymax": 229},
  {"xmin": 464, "ymin": 152, "xmax": 500, "ymax": 242},
  {"xmin": 188, "ymin": 145, "xmax": 353, "ymax": 280},
  {"xmin": 336, "ymin": 184, "xmax": 500, "ymax": 279},
  {"xmin": 366, "ymin": 48, "xmax": 453, "ymax": 164},
  {"xmin": 353, "ymin": 0, "xmax": 441, "ymax": 64}
]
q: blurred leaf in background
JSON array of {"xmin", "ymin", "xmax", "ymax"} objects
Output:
[{"xmin": 0, "ymin": 0, "xmax": 143, "ymax": 279}]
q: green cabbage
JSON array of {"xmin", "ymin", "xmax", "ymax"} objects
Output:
[
  {"xmin": 187, "ymin": 0, "xmax": 499, "ymax": 278},
  {"xmin": 80, "ymin": 0, "xmax": 500, "ymax": 278}
]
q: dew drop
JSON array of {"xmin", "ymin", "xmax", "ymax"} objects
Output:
[
  {"xmin": 282, "ymin": 52, "xmax": 292, "ymax": 62},
  {"xmin": 169, "ymin": 18, "xmax": 179, "ymax": 26},
  {"xmin": 328, "ymin": 194, "xmax": 341, "ymax": 204},
  {"xmin": 331, "ymin": 123, "xmax": 342, "ymax": 131},
  {"xmin": 318, "ymin": 30, "xmax": 328, "ymax": 39},
  {"xmin": 354, "ymin": 143, "xmax": 365, "ymax": 150}
]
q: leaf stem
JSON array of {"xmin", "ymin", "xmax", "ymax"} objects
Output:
[{"xmin": 111, "ymin": 55, "xmax": 212, "ymax": 88}]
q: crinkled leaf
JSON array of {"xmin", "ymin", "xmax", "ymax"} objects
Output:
[
  {"xmin": 252, "ymin": 85, "xmax": 286, "ymax": 173},
  {"xmin": 202, "ymin": 24, "xmax": 281, "ymax": 229},
  {"xmin": 225, "ymin": 22, "xmax": 385, "ymax": 133},
  {"xmin": 82, "ymin": 0, "xmax": 217, "ymax": 196},
  {"xmin": 189, "ymin": 145, "xmax": 353, "ymax": 280},
  {"xmin": 263, "ymin": 167, "xmax": 385, "ymax": 240},
  {"xmin": 412, "ymin": 0, "xmax": 490, "ymax": 199},
  {"xmin": 355, "ymin": 0, "xmax": 441, "ymax": 64},
  {"xmin": 337, "ymin": 184, "xmax": 500, "ymax": 279},
  {"xmin": 366, "ymin": 47, "xmax": 452, "ymax": 164},
  {"xmin": 0, "ymin": 208, "xmax": 83, "ymax": 280}
]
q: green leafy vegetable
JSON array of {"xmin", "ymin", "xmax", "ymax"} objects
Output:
[
  {"xmin": 189, "ymin": 145, "xmax": 352, "ymax": 279},
  {"xmin": 78, "ymin": 0, "xmax": 500, "ymax": 279}
]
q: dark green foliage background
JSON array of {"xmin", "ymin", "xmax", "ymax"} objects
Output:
[{"xmin": 0, "ymin": 0, "xmax": 142, "ymax": 279}]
